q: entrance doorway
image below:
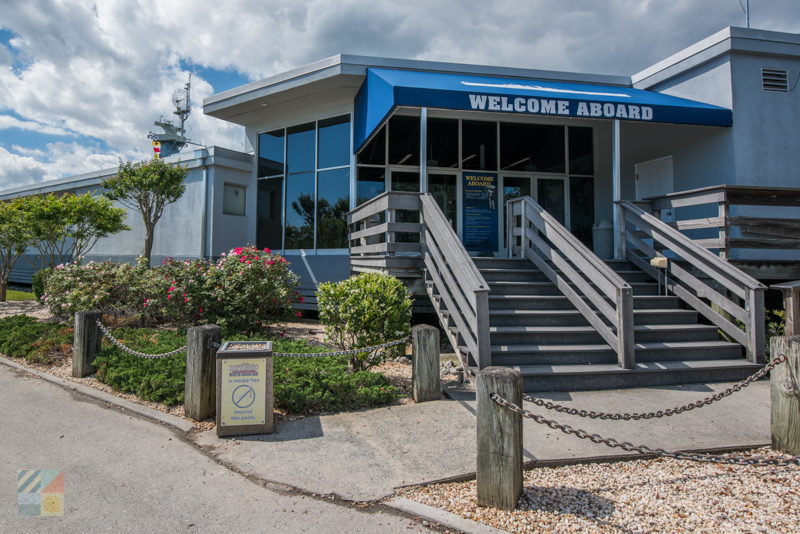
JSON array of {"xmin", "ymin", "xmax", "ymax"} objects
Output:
[{"xmin": 500, "ymin": 174, "xmax": 568, "ymax": 250}]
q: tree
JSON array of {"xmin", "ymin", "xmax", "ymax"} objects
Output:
[
  {"xmin": 24, "ymin": 193, "xmax": 130, "ymax": 269},
  {"xmin": 0, "ymin": 198, "xmax": 33, "ymax": 302},
  {"xmin": 102, "ymin": 158, "xmax": 188, "ymax": 267}
]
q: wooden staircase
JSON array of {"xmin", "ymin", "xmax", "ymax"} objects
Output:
[{"xmin": 447, "ymin": 257, "xmax": 760, "ymax": 391}]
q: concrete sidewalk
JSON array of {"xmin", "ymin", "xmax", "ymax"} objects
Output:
[{"xmin": 193, "ymin": 380, "xmax": 771, "ymax": 501}]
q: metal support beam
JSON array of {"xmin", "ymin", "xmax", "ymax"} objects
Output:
[
  {"xmin": 420, "ymin": 107, "xmax": 428, "ymax": 193},
  {"xmin": 612, "ymin": 119, "xmax": 623, "ymax": 259}
]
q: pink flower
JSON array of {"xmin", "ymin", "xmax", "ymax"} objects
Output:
[
  {"xmin": 232, "ymin": 247, "xmax": 244, "ymax": 255},
  {"xmin": 295, "ymin": 312, "xmax": 302, "ymax": 317},
  {"xmin": 184, "ymin": 298, "xmax": 189, "ymax": 303},
  {"xmin": 168, "ymin": 286, "xmax": 175, "ymax": 292},
  {"xmin": 198, "ymin": 308, "xmax": 203, "ymax": 312},
  {"xmin": 263, "ymin": 248, "xmax": 271, "ymax": 253},
  {"xmin": 267, "ymin": 260, "xmax": 274, "ymax": 265},
  {"xmin": 167, "ymin": 294, "xmax": 172, "ymax": 300},
  {"xmin": 299, "ymin": 296, "xmax": 305, "ymax": 303},
  {"xmin": 246, "ymin": 261, "xmax": 251, "ymax": 264}
]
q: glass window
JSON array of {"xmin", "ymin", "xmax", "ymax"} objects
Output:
[
  {"xmin": 286, "ymin": 122, "xmax": 315, "ymax": 175},
  {"xmin": 256, "ymin": 178, "xmax": 283, "ymax": 250},
  {"xmin": 427, "ymin": 118, "xmax": 459, "ymax": 168},
  {"xmin": 391, "ymin": 171, "xmax": 419, "ymax": 192},
  {"xmin": 317, "ymin": 168, "xmax": 350, "ymax": 249},
  {"xmin": 461, "ymin": 120, "xmax": 497, "ymax": 170},
  {"xmin": 538, "ymin": 178, "xmax": 566, "ymax": 224},
  {"xmin": 357, "ymin": 125, "xmax": 385, "ymax": 165},
  {"xmin": 570, "ymin": 177, "xmax": 594, "ymax": 247},
  {"xmin": 284, "ymin": 171, "xmax": 315, "ymax": 249},
  {"xmin": 318, "ymin": 115, "xmax": 350, "ymax": 169},
  {"xmin": 500, "ymin": 123, "xmax": 565, "ymax": 173},
  {"xmin": 569, "ymin": 127, "xmax": 594, "ymax": 175},
  {"xmin": 222, "ymin": 183, "xmax": 246, "ymax": 216},
  {"xmin": 429, "ymin": 174, "xmax": 457, "ymax": 229},
  {"xmin": 258, "ymin": 129, "xmax": 284, "ymax": 177},
  {"xmin": 357, "ymin": 167, "xmax": 385, "ymax": 205},
  {"xmin": 388, "ymin": 116, "xmax": 420, "ymax": 166}
]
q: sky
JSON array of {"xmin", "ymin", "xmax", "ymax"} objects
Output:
[{"xmin": 0, "ymin": 0, "xmax": 798, "ymax": 190}]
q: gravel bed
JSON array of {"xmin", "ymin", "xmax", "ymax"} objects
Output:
[
  {"xmin": 0, "ymin": 300, "xmax": 54, "ymax": 320},
  {"xmin": 398, "ymin": 449, "xmax": 800, "ymax": 533}
]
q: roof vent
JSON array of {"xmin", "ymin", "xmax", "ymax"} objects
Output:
[{"xmin": 762, "ymin": 68, "xmax": 789, "ymax": 92}]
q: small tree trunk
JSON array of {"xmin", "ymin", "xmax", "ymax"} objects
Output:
[
  {"xmin": 0, "ymin": 281, "xmax": 7, "ymax": 302},
  {"xmin": 143, "ymin": 224, "xmax": 155, "ymax": 268}
]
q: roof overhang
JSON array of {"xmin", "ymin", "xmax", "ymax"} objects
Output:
[{"xmin": 354, "ymin": 68, "xmax": 733, "ymax": 153}]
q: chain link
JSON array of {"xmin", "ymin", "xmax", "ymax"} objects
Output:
[
  {"xmin": 95, "ymin": 320, "xmax": 186, "ymax": 359},
  {"xmin": 490, "ymin": 392, "xmax": 800, "ymax": 467},
  {"xmin": 522, "ymin": 354, "xmax": 787, "ymax": 421}
]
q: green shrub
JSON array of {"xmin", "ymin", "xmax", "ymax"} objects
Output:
[
  {"xmin": 93, "ymin": 328, "xmax": 187, "ymax": 405},
  {"xmin": 317, "ymin": 273, "xmax": 412, "ymax": 371},
  {"xmin": 92, "ymin": 328, "xmax": 400, "ymax": 411},
  {"xmin": 0, "ymin": 315, "xmax": 73, "ymax": 364},
  {"xmin": 32, "ymin": 268, "xmax": 52, "ymax": 300}
]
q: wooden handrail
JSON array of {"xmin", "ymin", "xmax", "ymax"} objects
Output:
[
  {"xmin": 507, "ymin": 196, "xmax": 635, "ymax": 369},
  {"xmin": 420, "ymin": 194, "xmax": 491, "ymax": 369},
  {"xmin": 620, "ymin": 200, "xmax": 766, "ymax": 362}
]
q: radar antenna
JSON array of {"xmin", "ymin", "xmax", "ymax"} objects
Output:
[{"xmin": 148, "ymin": 74, "xmax": 198, "ymax": 158}]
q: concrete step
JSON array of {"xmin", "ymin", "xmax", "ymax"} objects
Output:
[
  {"xmin": 507, "ymin": 359, "xmax": 762, "ymax": 392},
  {"xmin": 488, "ymin": 308, "xmax": 698, "ymax": 327},
  {"xmin": 487, "ymin": 294, "xmax": 683, "ymax": 310},
  {"xmin": 486, "ymin": 340, "xmax": 743, "ymax": 366},
  {"xmin": 489, "ymin": 324, "xmax": 721, "ymax": 345},
  {"xmin": 487, "ymin": 280, "xmax": 660, "ymax": 296}
]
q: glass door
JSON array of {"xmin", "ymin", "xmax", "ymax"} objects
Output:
[
  {"xmin": 428, "ymin": 173, "xmax": 458, "ymax": 230},
  {"xmin": 499, "ymin": 174, "xmax": 568, "ymax": 254}
]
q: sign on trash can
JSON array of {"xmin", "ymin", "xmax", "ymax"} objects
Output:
[{"xmin": 216, "ymin": 341, "xmax": 274, "ymax": 437}]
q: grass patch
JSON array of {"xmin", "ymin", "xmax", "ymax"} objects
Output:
[
  {"xmin": 0, "ymin": 315, "xmax": 73, "ymax": 364},
  {"xmin": 94, "ymin": 329, "xmax": 402, "ymax": 412},
  {"xmin": 5, "ymin": 290, "xmax": 35, "ymax": 301}
]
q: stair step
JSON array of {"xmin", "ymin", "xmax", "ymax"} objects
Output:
[
  {"xmin": 477, "ymin": 267, "xmax": 654, "ymax": 283},
  {"xmin": 487, "ymin": 294, "xmax": 683, "ymax": 310},
  {"xmin": 488, "ymin": 280, "xmax": 660, "ymax": 296},
  {"xmin": 507, "ymin": 359, "xmax": 762, "ymax": 392},
  {"xmin": 488, "ymin": 308, "xmax": 698, "ymax": 326},
  {"xmin": 485, "ymin": 340, "xmax": 742, "ymax": 365},
  {"xmin": 489, "ymin": 324, "xmax": 721, "ymax": 344}
]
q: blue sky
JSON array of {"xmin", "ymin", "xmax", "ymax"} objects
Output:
[{"xmin": 0, "ymin": 0, "xmax": 798, "ymax": 190}]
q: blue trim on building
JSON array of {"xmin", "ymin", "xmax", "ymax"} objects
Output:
[{"xmin": 354, "ymin": 68, "xmax": 733, "ymax": 152}]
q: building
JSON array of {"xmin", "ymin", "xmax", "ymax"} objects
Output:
[{"xmin": 3, "ymin": 26, "xmax": 799, "ymax": 389}]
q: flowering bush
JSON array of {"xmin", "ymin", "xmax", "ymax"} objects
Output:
[
  {"xmin": 205, "ymin": 246, "xmax": 301, "ymax": 334},
  {"xmin": 317, "ymin": 273, "xmax": 412, "ymax": 371},
  {"xmin": 148, "ymin": 258, "xmax": 213, "ymax": 326},
  {"xmin": 43, "ymin": 259, "xmax": 152, "ymax": 318}
]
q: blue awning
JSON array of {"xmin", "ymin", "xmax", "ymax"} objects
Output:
[{"xmin": 353, "ymin": 68, "xmax": 732, "ymax": 152}]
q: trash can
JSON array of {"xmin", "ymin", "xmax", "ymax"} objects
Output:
[{"xmin": 592, "ymin": 219, "xmax": 613, "ymax": 259}]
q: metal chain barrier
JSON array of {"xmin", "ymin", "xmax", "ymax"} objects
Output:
[
  {"xmin": 210, "ymin": 337, "xmax": 411, "ymax": 357},
  {"xmin": 523, "ymin": 354, "xmax": 787, "ymax": 421},
  {"xmin": 490, "ymin": 392, "xmax": 800, "ymax": 467},
  {"xmin": 95, "ymin": 319, "xmax": 186, "ymax": 359}
]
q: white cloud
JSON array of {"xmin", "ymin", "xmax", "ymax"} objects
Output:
[{"xmin": 0, "ymin": 0, "xmax": 798, "ymax": 190}]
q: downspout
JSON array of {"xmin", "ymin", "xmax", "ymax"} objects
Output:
[{"xmin": 200, "ymin": 157, "xmax": 210, "ymax": 258}]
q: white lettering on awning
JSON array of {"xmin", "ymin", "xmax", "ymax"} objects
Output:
[{"xmin": 465, "ymin": 93, "xmax": 655, "ymax": 121}]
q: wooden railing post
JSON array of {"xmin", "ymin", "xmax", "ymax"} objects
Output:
[
  {"xmin": 746, "ymin": 287, "xmax": 766, "ymax": 364},
  {"xmin": 616, "ymin": 287, "xmax": 635, "ymax": 369},
  {"xmin": 718, "ymin": 200, "xmax": 729, "ymax": 260},
  {"xmin": 477, "ymin": 367, "xmax": 523, "ymax": 510},
  {"xmin": 412, "ymin": 324, "xmax": 440, "ymax": 402},
  {"xmin": 73, "ymin": 311, "xmax": 102, "ymax": 378},
  {"xmin": 185, "ymin": 324, "xmax": 221, "ymax": 420},
  {"xmin": 770, "ymin": 336, "xmax": 800, "ymax": 455},
  {"xmin": 475, "ymin": 290, "xmax": 491, "ymax": 369},
  {"xmin": 773, "ymin": 282, "xmax": 800, "ymax": 337},
  {"xmin": 506, "ymin": 199, "xmax": 514, "ymax": 257}
]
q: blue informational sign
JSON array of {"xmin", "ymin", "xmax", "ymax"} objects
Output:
[{"xmin": 462, "ymin": 172, "xmax": 498, "ymax": 254}]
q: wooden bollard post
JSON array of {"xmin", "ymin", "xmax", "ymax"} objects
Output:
[
  {"xmin": 412, "ymin": 324, "xmax": 440, "ymax": 402},
  {"xmin": 770, "ymin": 335, "xmax": 800, "ymax": 455},
  {"xmin": 73, "ymin": 311, "xmax": 101, "ymax": 377},
  {"xmin": 477, "ymin": 366, "xmax": 523, "ymax": 510},
  {"xmin": 185, "ymin": 325, "xmax": 221, "ymax": 421}
]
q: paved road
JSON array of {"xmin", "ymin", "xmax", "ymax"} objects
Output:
[{"xmin": 0, "ymin": 364, "xmax": 431, "ymax": 533}]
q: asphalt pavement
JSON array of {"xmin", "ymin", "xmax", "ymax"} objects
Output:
[{"xmin": 0, "ymin": 364, "xmax": 431, "ymax": 533}]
